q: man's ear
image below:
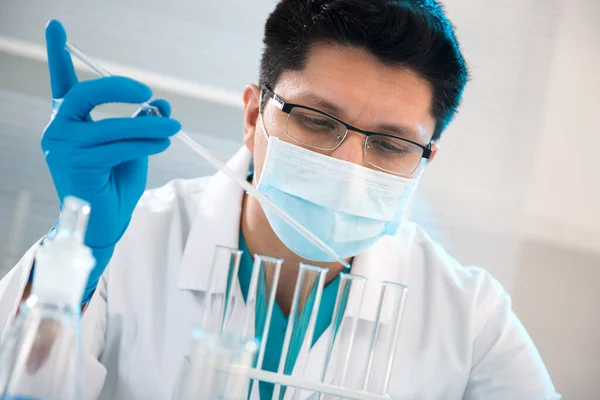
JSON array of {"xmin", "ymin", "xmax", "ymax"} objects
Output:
[
  {"xmin": 428, "ymin": 140, "xmax": 440, "ymax": 162},
  {"xmin": 242, "ymin": 84, "xmax": 262, "ymax": 153}
]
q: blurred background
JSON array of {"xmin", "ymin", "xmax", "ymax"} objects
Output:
[{"xmin": 0, "ymin": 0, "xmax": 598, "ymax": 397}]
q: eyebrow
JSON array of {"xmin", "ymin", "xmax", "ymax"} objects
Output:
[
  {"xmin": 296, "ymin": 92, "xmax": 345, "ymax": 116},
  {"xmin": 375, "ymin": 123, "xmax": 422, "ymax": 142},
  {"xmin": 294, "ymin": 92, "xmax": 424, "ymax": 143}
]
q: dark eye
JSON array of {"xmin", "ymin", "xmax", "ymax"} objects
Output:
[
  {"xmin": 370, "ymin": 138, "xmax": 410, "ymax": 155},
  {"xmin": 298, "ymin": 115, "xmax": 337, "ymax": 131}
]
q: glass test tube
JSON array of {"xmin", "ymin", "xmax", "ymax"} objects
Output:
[
  {"xmin": 319, "ymin": 273, "xmax": 367, "ymax": 394},
  {"xmin": 362, "ymin": 282, "xmax": 409, "ymax": 394},
  {"xmin": 315, "ymin": 280, "xmax": 408, "ymax": 397},
  {"xmin": 218, "ymin": 334, "xmax": 260, "ymax": 400},
  {"xmin": 201, "ymin": 245, "xmax": 243, "ymax": 335},
  {"xmin": 272, "ymin": 264, "xmax": 328, "ymax": 400},
  {"xmin": 172, "ymin": 330, "xmax": 258, "ymax": 400},
  {"xmin": 242, "ymin": 254, "xmax": 283, "ymax": 369}
]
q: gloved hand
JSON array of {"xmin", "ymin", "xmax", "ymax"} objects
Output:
[{"xmin": 40, "ymin": 20, "xmax": 181, "ymax": 303}]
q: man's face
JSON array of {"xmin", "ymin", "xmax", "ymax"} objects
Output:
[{"xmin": 243, "ymin": 43, "xmax": 438, "ymax": 184}]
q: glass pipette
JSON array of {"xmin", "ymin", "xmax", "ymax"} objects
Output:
[{"xmin": 64, "ymin": 42, "xmax": 350, "ymax": 269}]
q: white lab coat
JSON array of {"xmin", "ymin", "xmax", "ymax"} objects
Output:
[{"xmin": 0, "ymin": 146, "xmax": 558, "ymax": 400}]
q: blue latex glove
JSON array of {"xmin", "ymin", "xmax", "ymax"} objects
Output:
[{"xmin": 40, "ymin": 20, "xmax": 181, "ymax": 303}]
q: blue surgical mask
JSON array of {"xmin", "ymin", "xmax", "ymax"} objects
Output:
[{"xmin": 256, "ymin": 135, "xmax": 422, "ymax": 262}]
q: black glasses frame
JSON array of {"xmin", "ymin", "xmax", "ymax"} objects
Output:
[{"xmin": 262, "ymin": 86, "xmax": 432, "ymax": 160}]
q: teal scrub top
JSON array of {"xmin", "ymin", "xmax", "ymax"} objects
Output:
[{"xmin": 237, "ymin": 232, "xmax": 345, "ymax": 400}]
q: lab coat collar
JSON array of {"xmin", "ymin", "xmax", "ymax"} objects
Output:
[
  {"xmin": 178, "ymin": 146, "xmax": 252, "ymax": 291},
  {"xmin": 344, "ymin": 224, "xmax": 415, "ymax": 321},
  {"xmin": 178, "ymin": 145, "xmax": 415, "ymax": 313}
]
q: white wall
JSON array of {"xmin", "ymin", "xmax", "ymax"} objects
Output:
[
  {"xmin": 523, "ymin": 0, "xmax": 600, "ymax": 254},
  {"xmin": 514, "ymin": 240, "xmax": 600, "ymax": 398},
  {"xmin": 412, "ymin": 0, "xmax": 561, "ymax": 291},
  {"xmin": 514, "ymin": 1, "xmax": 600, "ymax": 397}
]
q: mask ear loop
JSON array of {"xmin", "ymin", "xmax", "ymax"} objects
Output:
[{"xmin": 386, "ymin": 155, "xmax": 428, "ymax": 233}]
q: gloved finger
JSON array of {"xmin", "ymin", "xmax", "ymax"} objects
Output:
[
  {"xmin": 45, "ymin": 20, "xmax": 78, "ymax": 99},
  {"xmin": 135, "ymin": 99, "xmax": 172, "ymax": 118},
  {"xmin": 73, "ymin": 116, "xmax": 181, "ymax": 145},
  {"xmin": 148, "ymin": 99, "xmax": 171, "ymax": 117},
  {"xmin": 58, "ymin": 76, "xmax": 152, "ymax": 121},
  {"xmin": 72, "ymin": 138, "xmax": 171, "ymax": 168}
]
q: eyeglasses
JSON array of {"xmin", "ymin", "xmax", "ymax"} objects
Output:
[{"xmin": 261, "ymin": 86, "xmax": 432, "ymax": 176}]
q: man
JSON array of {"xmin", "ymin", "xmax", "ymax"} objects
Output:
[{"xmin": 0, "ymin": 0, "xmax": 558, "ymax": 399}]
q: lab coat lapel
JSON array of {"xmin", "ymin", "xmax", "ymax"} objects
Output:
[
  {"xmin": 178, "ymin": 146, "xmax": 252, "ymax": 292},
  {"xmin": 344, "ymin": 223, "xmax": 415, "ymax": 322},
  {"xmin": 286, "ymin": 224, "xmax": 416, "ymax": 400}
]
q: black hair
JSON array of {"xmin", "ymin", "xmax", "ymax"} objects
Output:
[{"xmin": 259, "ymin": 0, "xmax": 469, "ymax": 141}]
